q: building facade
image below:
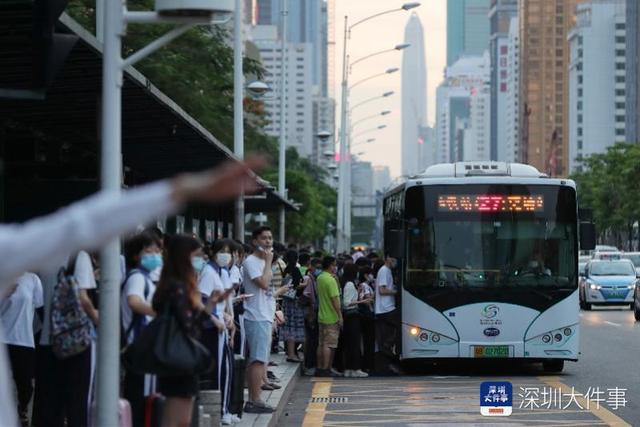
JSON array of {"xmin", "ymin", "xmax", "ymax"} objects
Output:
[
  {"xmin": 401, "ymin": 14, "xmax": 429, "ymax": 177},
  {"xmin": 447, "ymin": 0, "xmax": 492, "ymax": 66},
  {"xmin": 625, "ymin": 0, "xmax": 639, "ymax": 143},
  {"xmin": 504, "ymin": 16, "xmax": 520, "ymax": 162},
  {"xmin": 252, "ymin": 26, "xmax": 314, "ymax": 157},
  {"xmin": 435, "ymin": 54, "xmax": 491, "ymax": 163},
  {"xmin": 569, "ymin": 0, "xmax": 626, "ymax": 172},
  {"xmin": 488, "ymin": 0, "xmax": 518, "ymax": 161},
  {"xmin": 519, "ymin": 0, "xmax": 584, "ymax": 177}
]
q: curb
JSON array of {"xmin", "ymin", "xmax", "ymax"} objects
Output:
[{"xmin": 267, "ymin": 363, "xmax": 301, "ymax": 427}]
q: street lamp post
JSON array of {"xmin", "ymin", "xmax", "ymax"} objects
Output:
[
  {"xmin": 99, "ymin": 2, "xmax": 232, "ymax": 425},
  {"xmin": 233, "ymin": 0, "xmax": 244, "ymax": 241}
]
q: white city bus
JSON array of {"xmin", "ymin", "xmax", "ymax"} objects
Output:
[{"xmin": 383, "ymin": 162, "xmax": 595, "ymax": 372}]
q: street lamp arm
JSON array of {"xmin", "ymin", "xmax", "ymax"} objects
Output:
[
  {"xmin": 350, "ymin": 91, "xmax": 394, "ymax": 113},
  {"xmin": 349, "ymin": 72, "xmax": 385, "ymax": 90},
  {"xmin": 352, "ymin": 125, "xmax": 385, "ymax": 140},
  {"xmin": 349, "ymin": 8, "xmax": 401, "ymax": 34},
  {"xmin": 349, "ymin": 48, "xmax": 394, "ymax": 72},
  {"xmin": 350, "ymin": 113, "xmax": 380, "ymax": 130}
]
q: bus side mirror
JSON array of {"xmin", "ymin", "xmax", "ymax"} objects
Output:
[{"xmin": 580, "ymin": 222, "xmax": 596, "ymax": 251}]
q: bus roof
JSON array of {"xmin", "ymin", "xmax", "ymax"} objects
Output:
[{"xmin": 386, "ymin": 162, "xmax": 575, "ymax": 195}]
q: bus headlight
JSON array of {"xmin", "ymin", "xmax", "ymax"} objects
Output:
[
  {"xmin": 405, "ymin": 324, "xmax": 457, "ymax": 345},
  {"xmin": 526, "ymin": 324, "xmax": 577, "ymax": 346}
]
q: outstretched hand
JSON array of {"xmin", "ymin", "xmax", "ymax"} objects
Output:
[{"xmin": 172, "ymin": 156, "xmax": 268, "ymax": 205}]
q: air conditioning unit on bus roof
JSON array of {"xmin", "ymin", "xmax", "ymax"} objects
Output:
[{"xmin": 414, "ymin": 162, "xmax": 548, "ymax": 178}]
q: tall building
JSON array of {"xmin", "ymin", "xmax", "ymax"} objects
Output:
[
  {"xmin": 401, "ymin": 14, "xmax": 428, "ymax": 177},
  {"xmin": 626, "ymin": 0, "xmax": 639, "ymax": 143},
  {"xmin": 488, "ymin": 0, "xmax": 518, "ymax": 160},
  {"xmin": 447, "ymin": 0, "xmax": 492, "ymax": 65},
  {"xmin": 252, "ymin": 26, "xmax": 314, "ymax": 157},
  {"xmin": 373, "ymin": 165, "xmax": 392, "ymax": 193},
  {"xmin": 435, "ymin": 54, "xmax": 491, "ymax": 163},
  {"xmin": 504, "ymin": 16, "xmax": 520, "ymax": 162},
  {"xmin": 569, "ymin": 0, "xmax": 626, "ymax": 172},
  {"xmin": 519, "ymin": 0, "xmax": 584, "ymax": 177}
]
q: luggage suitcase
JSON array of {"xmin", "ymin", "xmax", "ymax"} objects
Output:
[
  {"xmin": 229, "ymin": 354, "xmax": 246, "ymax": 416},
  {"xmin": 144, "ymin": 393, "xmax": 165, "ymax": 427}
]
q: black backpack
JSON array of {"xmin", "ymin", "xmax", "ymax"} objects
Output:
[{"xmin": 120, "ymin": 269, "xmax": 151, "ymax": 349}]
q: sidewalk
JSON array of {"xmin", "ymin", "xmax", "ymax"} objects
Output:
[{"xmin": 236, "ymin": 354, "xmax": 301, "ymax": 427}]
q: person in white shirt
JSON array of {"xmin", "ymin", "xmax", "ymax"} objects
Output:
[
  {"xmin": 0, "ymin": 159, "xmax": 262, "ymax": 427},
  {"xmin": 341, "ymin": 264, "xmax": 368, "ymax": 378},
  {"xmin": 0, "ymin": 272, "xmax": 43, "ymax": 426},
  {"xmin": 374, "ymin": 255, "xmax": 400, "ymax": 374},
  {"xmin": 241, "ymin": 226, "xmax": 277, "ymax": 414}
]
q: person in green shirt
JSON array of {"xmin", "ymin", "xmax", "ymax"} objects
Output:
[{"xmin": 315, "ymin": 256, "xmax": 343, "ymax": 377}]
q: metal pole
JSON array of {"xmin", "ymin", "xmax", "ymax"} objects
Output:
[
  {"xmin": 97, "ymin": 0, "xmax": 123, "ymax": 425},
  {"xmin": 345, "ymin": 113, "xmax": 352, "ymax": 251},
  {"xmin": 336, "ymin": 15, "xmax": 349, "ymax": 253},
  {"xmin": 96, "ymin": 0, "xmax": 104, "ymax": 42},
  {"xmin": 278, "ymin": 0, "xmax": 288, "ymax": 243},
  {"xmin": 233, "ymin": 0, "xmax": 245, "ymax": 241}
]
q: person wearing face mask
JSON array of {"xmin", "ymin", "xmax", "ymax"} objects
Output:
[
  {"xmin": 374, "ymin": 255, "xmax": 400, "ymax": 375},
  {"xmin": 121, "ymin": 231, "xmax": 162, "ymax": 427},
  {"xmin": 199, "ymin": 239, "xmax": 239, "ymax": 425},
  {"xmin": 357, "ymin": 266, "xmax": 375, "ymax": 373},
  {"xmin": 300, "ymin": 258, "xmax": 320, "ymax": 376}
]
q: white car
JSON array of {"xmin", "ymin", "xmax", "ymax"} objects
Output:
[
  {"xmin": 591, "ymin": 251, "xmax": 623, "ymax": 261},
  {"xmin": 579, "ymin": 260, "xmax": 637, "ymax": 310},
  {"xmin": 620, "ymin": 252, "xmax": 640, "ymax": 277}
]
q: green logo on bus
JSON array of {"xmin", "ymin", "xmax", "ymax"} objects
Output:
[{"xmin": 482, "ymin": 304, "xmax": 500, "ymax": 319}]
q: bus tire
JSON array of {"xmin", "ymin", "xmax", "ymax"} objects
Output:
[{"xmin": 543, "ymin": 359, "xmax": 564, "ymax": 373}]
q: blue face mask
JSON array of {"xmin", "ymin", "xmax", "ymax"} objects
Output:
[
  {"xmin": 140, "ymin": 253, "xmax": 163, "ymax": 272},
  {"xmin": 192, "ymin": 256, "xmax": 206, "ymax": 273}
]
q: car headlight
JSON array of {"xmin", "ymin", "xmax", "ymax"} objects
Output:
[
  {"xmin": 628, "ymin": 283, "xmax": 636, "ymax": 290},
  {"xmin": 589, "ymin": 283, "xmax": 602, "ymax": 290}
]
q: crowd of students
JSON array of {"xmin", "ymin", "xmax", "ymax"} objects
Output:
[{"xmin": 0, "ymin": 222, "xmax": 400, "ymax": 427}]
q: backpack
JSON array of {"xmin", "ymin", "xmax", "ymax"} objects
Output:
[
  {"xmin": 51, "ymin": 266, "xmax": 93, "ymax": 359},
  {"xmin": 120, "ymin": 269, "xmax": 151, "ymax": 349}
]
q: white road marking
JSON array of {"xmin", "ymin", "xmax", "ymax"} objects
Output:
[{"xmin": 604, "ymin": 321, "xmax": 621, "ymax": 327}]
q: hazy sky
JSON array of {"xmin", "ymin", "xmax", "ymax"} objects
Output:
[{"xmin": 334, "ymin": 0, "xmax": 447, "ymax": 178}]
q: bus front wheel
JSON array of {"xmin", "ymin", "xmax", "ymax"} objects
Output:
[{"xmin": 543, "ymin": 359, "xmax": 564, "ymax": 373}]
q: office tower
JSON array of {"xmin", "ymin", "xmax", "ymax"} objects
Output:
[
  {"xmin": 504, "ymin": 16, "xmax": 520, "ymax": 162},
  {"xmin": 569, "ymin": 0, "xmax": 626, "ymax": 172},
  {"xmin": 488, "ymin": 0, "xmax": 518, "ymax": 160},
  {"xmin": 401, "ymin": 13, "xmax": 428, "ymax": 177},
  {"xmin": 447, "ymin": 0, "xmax": 491, "ymax": 65},
  {"xmin": 519, "ymin": 0, "xmax": 584, "ymax": 176}
]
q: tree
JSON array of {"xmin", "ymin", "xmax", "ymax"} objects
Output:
[{"xmin": 571, "ymin": 143, "xmax": 640, "ymax": 250}]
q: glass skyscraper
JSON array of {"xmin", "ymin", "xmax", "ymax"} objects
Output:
[{"xmin": 447, "ymin": 0, "xmax": 491, "ymax": 66}]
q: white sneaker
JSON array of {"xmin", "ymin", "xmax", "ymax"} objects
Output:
[
  {"xmin": 330, "ymin": 368, "xmax": 343, "ymax": 377},
  {"xmin": 353, "ymin": 370, "xmax": 369, "ymax": 378},
  {"xmin": 231, "ymin": 414, "xmax": 242, "ymax": 423},
  {"xmin": 343, "ymin": 369, "xmax": 353, "ymax": 377},
  {"xmin": 221, "ymin": 413, "xmax": 234, "ymax": 425}
]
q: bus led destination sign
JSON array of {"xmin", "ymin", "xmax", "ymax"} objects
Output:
[{"xmin": 438, "ymin": 195, "xmax": 544, "ymax": 212}]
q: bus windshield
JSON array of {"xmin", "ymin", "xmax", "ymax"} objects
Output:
[{"xmin": 404, "ymin": 184, "xmax": 577, "ymax": 312}]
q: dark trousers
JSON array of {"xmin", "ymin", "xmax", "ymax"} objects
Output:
[
  {"xmin": 375, "ymin": 309, "xmax": 399, "ymax": 372},
  {"xmin": 303, "ymin": 318, "xmax": 318, "ymax": 370},
  {"xmin": 199, "ymin": 327, "xmax": 220, "ymax": 390},
  {"xmin": 33, "ymin": 345, "xmax": 91, "ymax": 427},
  {"xmin": 123, "ymin": 370, "xmax": 146, "ymax": 427},
  {"xmin": 360, "ymin": 314, "xmax": 375, "ymax": 372},
  {"xmin": 7, "ymin": 345, "xmax": 36, "ymax": 417},
  {"xmin": 343, "ymin": 313, "xmax": 362, "ymax": 370}
]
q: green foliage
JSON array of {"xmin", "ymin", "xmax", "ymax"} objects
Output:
[
  {"xmin": 263, "ymin": 148, "xmax": 337, "ymax": 244},
  {"xmin": 571, "ymin": 143, "xmax": 640, "ymax": 249},
  {"xmin": 66, "ymin": 1, "xmax": 337, "ymax": 244}
]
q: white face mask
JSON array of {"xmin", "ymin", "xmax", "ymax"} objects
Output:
[{"xmin": 216, "ymin": 253, "xmax": 232, "ymax": 268}]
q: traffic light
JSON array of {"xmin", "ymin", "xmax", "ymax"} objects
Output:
[{"xmin": 0, "ymin": 0, "xmax": 78, "ymax": 98}]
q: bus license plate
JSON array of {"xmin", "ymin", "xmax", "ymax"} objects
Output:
[{"xmin": 474, "ymin": 346, "xmax": 509, "ymax": 358}]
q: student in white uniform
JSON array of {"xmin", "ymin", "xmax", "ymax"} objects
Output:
[
  {"xmin": 121, "ymin": 231, "xmax": 162, "ymax": 427},
  {"xmin": 0, "ymin": 272, "xmax": 43, "ymax": 426},
  {"xmin": 0, "ymin": 158, "xmax": 262, "ymax": 426}
]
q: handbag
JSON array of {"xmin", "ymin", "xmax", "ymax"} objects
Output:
[{"xmin": 122, "ymin": 306, "xmax": 213, "ymax": 377}]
